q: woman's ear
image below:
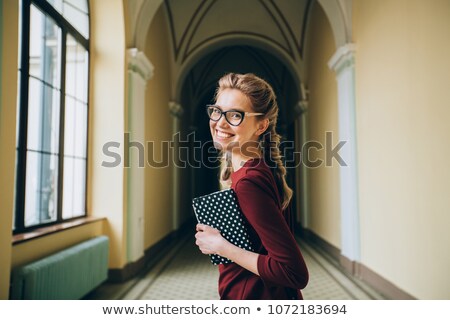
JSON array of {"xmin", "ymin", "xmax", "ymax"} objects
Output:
[{"xmin": 256, "ymin": 118, "xmax": 269, "ymax": 136}]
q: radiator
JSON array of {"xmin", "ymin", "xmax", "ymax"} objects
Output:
[{"xmin": 11, "ymin": 235, "xmax": 109, "ymax": 299}]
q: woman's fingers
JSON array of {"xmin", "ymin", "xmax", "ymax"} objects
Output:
[
  {"xmin": 195, "ymin": 236, "xmax": 211, "ymax": 254},
  {"xmin": 196, "ymin": 224, "xmax": 219, "ymax": 233},
  {"xmin": 197, "ymin": 223, "xmax": 213, "ymax": 231},
  {"xmin": 195, "ymin": 224, "xmax": 225, "ymax": 255}
]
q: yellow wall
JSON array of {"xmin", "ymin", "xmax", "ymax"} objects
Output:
[
  {"xmin": 89, "ymin": 0, "xmax": 127, "ymax": 268},
  {"xmin": 0, "ymin": 0, "xmax": 18, "ymax": 299},
  {"xmin": 143, "ymin": 6, "xmax": 174, "ymax": 249},
  {"xmin": 354, "ymin": 0, "xmax": 450, "ymax": 299},
  {"xmin": 11, "ymin": 221, "xmax": 104, "ymax": 269},
  {"xmin": 0, "ymin": 1, "xmax": 109, "ymax": 298},
  {"xmin": 303, "ymin": 2, "xmax": 341, "ymax": 249}
]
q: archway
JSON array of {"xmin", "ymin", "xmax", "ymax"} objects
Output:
[
  {"xmin": 178, "ymin": 45, "xmax": 300, "ymax": 214},
  {"xmin": 133, "ymin": 0, "xmax": 359, "ymax": 272}
]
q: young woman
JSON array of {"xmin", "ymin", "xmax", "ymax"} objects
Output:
[{"xmin": 195, "ymin": 73, "xmax": 309, "ymax": 299}]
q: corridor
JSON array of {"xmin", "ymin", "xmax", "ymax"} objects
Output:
[
  {"xmin": 2, "ymin": 0, "xmax": 450, "ymax": 301},
  {"xmin": 87, "ymin": 233, "xmax": 384, "ymax": 300}
]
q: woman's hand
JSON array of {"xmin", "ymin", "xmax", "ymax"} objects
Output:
[
  {"xmin": 195, "ymin": 223, "xmax": 260, "ymax": 276},
  {"xmin": 195, "ymin": 224, "xmax": 229, "ymax": 256}
]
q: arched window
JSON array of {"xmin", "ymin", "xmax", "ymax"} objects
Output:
[{"xmin": 15, "ymin": 0, "xmax": 89, "ymax": 233}]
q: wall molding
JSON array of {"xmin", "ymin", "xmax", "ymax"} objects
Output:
[
  {"xmin": 127, "ymin": 48, "xmax": 154, "ymax": 81},
  {"xmin": 297, "ymin": 226, "xmax": 416, "ymax": 300},
  {"xmin": 357, "ymin": 263, "xmax": 416, "ymax": 300},
  {"xmin": 294, "ymin": 99, "xmax": 309, "ymax": 116},
  {"xmin": 328, "ymin": 43, "xmax": 356, "ymax": 75},
  {"xmin": 300, "ymin": 227, "xmax": 340, "ymax": 261},
  {"xmin": 168, "ymin": 101, "xmax": 184, "ymax": 118}
]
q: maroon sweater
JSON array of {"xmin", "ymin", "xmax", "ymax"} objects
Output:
[{"xmin": 218, "ymin": 158, "xmax": 309, "ymax": 299}]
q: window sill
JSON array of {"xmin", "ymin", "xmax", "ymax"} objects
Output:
[{"xmin": 12, "ymin": 217, "xmax": 106, "ymax": 245}]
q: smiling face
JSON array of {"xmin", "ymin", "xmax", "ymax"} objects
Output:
[{"xmin": 210, "ymin": 88, "xmax": 266, "ymax": 159}]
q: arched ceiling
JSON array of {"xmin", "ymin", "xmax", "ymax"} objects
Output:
[
  {"xmin": 124, "ymin": 0, "xmax": 352, "ymax": 99},
  {"xmin": 164, "ymin": 0, "xmax": 313, "ymax": 64},
  {"xmin": 126, "ymin": 0, "xmax": 352, "ymax": 56}
]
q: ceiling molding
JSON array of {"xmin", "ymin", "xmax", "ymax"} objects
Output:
[
  {"xmin": 184, "ymin": 31, "xmax": 293, "ymax": 65},
  {"xmin": 317, "ymin": 0, "xmax": 351, "ymax": 47},
  {"xmin": 265, "ymin": 0, "xmax": 313, "ymax": 60},
  {"xmin": 258, "ymin": 0, "xmax": 294, "ymax": 59},
  {"xmin": 134, "ymin": 0, "xmax": 164, "ymax": 50},
  {"xmin": 174, "ymin": 34, "xmax": 301, "ymax": 101},
  {"xmin": 182, "ymin": 0, "xmax": 294, "ymax": 63},
  {"xmin": 192, "ymin": 47, "xmax": 230, "ymax": 98},
  {"xmin": 165, "ymin": 0, "xmax": 209, "ymax": 61},
  {"xmin": 299, "ymin": 0, "xmax": 314, "ymax": 59}
]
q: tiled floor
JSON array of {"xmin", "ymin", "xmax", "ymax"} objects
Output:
[{"xmin": 88, "ymin": 232, "xmax": 384, "ymax": 300}]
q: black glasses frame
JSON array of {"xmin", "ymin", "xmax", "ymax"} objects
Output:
[{"xmin": 206, "ymin": 105, "xmax": 264, "ymax": 126}]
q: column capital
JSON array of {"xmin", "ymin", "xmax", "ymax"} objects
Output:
[
  {"xmin": 328, "ymin": 43, "xmax": 356, "ymax": 75},
  {"xmin": 294, "ymin": 100, "xmax": 309, "ymax": 116},
  {"xmin": 168, "ymin": 101, "xmax": 184, "ymax": 118},
  {"xmin": 127, "ymin": 48, "xmax": 154, "ymax": 81}
]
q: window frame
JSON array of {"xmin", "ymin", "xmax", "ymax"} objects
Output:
[{"xmin": 15, "ymin": 0, "xmax": 90, "ymax": 234}]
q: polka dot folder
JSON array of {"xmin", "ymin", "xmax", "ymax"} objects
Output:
[{"xmin": 192, "ymin": 188, "xmax": 256, "ymax": 265}]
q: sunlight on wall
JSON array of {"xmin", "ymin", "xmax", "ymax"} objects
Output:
[
  {"xmin": 89, "ymin": 0, "xmax": 127, "ymax": 268},
  {"xmin": 143, "ymin": 5, "xmax": 174, "ymax": 249},
  {"xmin": 0, "ymin": 0, "xmax": 18, "ymax": 299},
  {"xmin": 354, "ymin": 0, "xmax": 450, "ymax": 299},
  {"xmin": 303, "ymin": 2, "xmax": 341, "ymax": 249}
]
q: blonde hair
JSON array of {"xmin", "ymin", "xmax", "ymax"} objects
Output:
[{"xmin": 215, "ymin": 73, "xmax": 293, "ymax": 210}]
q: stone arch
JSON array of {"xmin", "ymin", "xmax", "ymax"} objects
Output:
[
  {"xmin": 174, "ymin": 34, "xmax": 302, "ymax": 102},
  {"xmin": 317, "ymin": 0, "xmax": 352, "ymax": 48},
  {"xmin": 133, "ymin": 0, "xmax": 165, "ymax": 50}
]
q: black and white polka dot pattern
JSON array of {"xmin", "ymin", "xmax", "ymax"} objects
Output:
[{"xmin": 192, "ymin": 188, "xmax": 255, "ymax": 265}]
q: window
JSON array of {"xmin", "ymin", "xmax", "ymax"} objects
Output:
[{"xmin": 15, "ymin": 0, "xmax": 89, "ymax": 233}]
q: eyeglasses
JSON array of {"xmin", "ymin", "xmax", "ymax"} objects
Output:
[{"xmin": 206, "ymin": 105, "xmax": 264, "ymax": 126}]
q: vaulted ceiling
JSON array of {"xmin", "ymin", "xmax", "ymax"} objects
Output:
[
  {"xmin": 161, "ymin": 0, "xmax": 318, "ymax": 102},
  {"xmin": 125, "ymin": 0, "xmax": 352, "ymax": 101},
  {"xmin": 164, "ymin": 0, "xmax": 313, "ymax": 64},
  {"xmin": 127, "ymin": 0, "xmax": 352, "ymax": 66}
]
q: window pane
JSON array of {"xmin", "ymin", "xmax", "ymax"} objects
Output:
[
  {"xmin": 65, "ymin": 0, "xmax": 88, "ymax": 14},
  {"xmin": 63, "ymin": 157, "xmax": 86, "ymax": 218},
  {"xmin": 25, "ymin": 151, "xmax": 59, "ymax": 227},
  {"xmin": 47, "ymin": 0, "xmax": 63, "ymax": 12},
  {"xmin": 74, "ymin": 102, "xmax": 87, "ymax": 157},
  {"xmin": 46, "ymin": 0, "xmax": 89, "ymax": 39},
  {"xmin": 76, "ymin": 46, "xmax": 88, "ymax": 102},
  {"xmin": 64, "ymin": 96, "xmax": 75, "ymax": 156},
  {"xmin": 64, "ymin": 98, "xmax": 87, "ymax": 158},
  {"xmin": 64, "ymin": 97, "xmax": 87, "ymax": 158},
  {"xmin": 65, "ymin": 35, "xmax": 76, "ymax": 97},
  {"xmin": 27, "ymin": 78, "xmax": 60, "ymax": 153},
  {"xmin": 29, "ymin": 5, "xmax": 62, "ymax": 88},
  {"xmin": 66, "ymin": 35, "xmax": 88, "ymax": 102},
  {"xmin": 63, "ymin": 1, "xmax": 89, "ymax": 38}
]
